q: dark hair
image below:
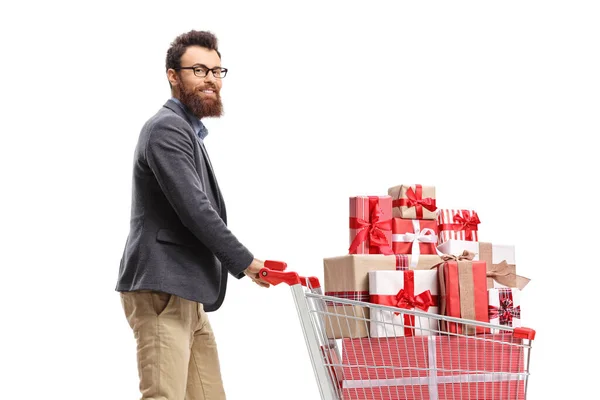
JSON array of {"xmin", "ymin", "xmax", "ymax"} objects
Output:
[{"xmin": 165, "ymin": 30, "xmax": 221, "ymax": 72}]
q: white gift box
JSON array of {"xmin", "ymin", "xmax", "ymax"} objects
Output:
[
  {"xmin": 437, "ymin": 239, "xmax": 517, "ymax": 289},
  {"xmin": 368, "ymin": 270, "xmax": 439, "ymax": 338},
  {"xmin": 488, "ymin": 288, "xmax": 521, "ymax": 333}
]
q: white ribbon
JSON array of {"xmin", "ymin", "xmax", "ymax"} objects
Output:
[
  {"xmin": 392, "ymin": 220, "xmax": 438, "ymax": 268},
  {"xmin": 341, "ymin": 372, "xmax": 527, "ymax": 389},
  {"xmin": 428, "ymin": 336, "xmax": 438, "ymax": 400}
]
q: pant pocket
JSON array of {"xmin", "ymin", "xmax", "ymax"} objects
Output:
[{"xmin": 149, "ymin": 291, "xmax": 174, "ymax": 316}]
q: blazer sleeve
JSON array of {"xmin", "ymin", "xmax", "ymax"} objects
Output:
[{"xmin": 145, "ymin": 120, "xmax": 253, "ymax": 278}]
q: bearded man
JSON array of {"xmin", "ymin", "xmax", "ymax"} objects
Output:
[{"xmin": 116, "ymin": 30, "xmax": 269, "ymax": 400}]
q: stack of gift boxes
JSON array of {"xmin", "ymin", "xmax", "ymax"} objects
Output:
[{"xmin": 322, "ymin": 184, "xmax": 531, "ymax": 399}]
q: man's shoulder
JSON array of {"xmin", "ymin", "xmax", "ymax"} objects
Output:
[
  {"xmin": 138, "ymin": 103, "xmax": 195, "ymax": 145},
  {"xmin": 144, "ymin": 103, "xmax": 189, "ymax": 131}
]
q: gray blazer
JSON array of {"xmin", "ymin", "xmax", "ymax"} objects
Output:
[{"xmin": 116, "ymin": 99, "xmax": 253, "ymax": 311}]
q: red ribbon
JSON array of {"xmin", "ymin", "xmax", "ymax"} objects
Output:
[
  {"xmin": 349, "ymin": 196, "xmax": 393, "ymax": 255},
  {"xmin": 369, "ymin": 270, "xmax": 437, "ymax": 336},
  {"xmin": 394, "ymin": 288, "xmax": 436, "ymax": 314},
  {"xmin": 439, "ymin": 210, "xmax": 480, "ymax": 240},
  {"xmin": 392, "ymin": 185, "xmax": 437, "ymax": 219},
  {"xmin": 489, "ymin": 290, "xmax": 520, "ymax": 326}
]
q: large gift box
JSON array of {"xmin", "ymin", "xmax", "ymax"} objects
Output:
[
  {"xmin": 369, "ymin": 270, "xmax": 440, "ymax": 338},
  {"xmin": 392, "ymin": 218, "xmax": 439, "ymax": 264},
  {"xmin": 489, "ymin": 288, "xmax": 521, "ymax": 333},
  {"xmin": 323, "ymin": 254, "xmax": 443, "ymax": 338},
  {"xmin": 388, "ymin": 184, "xmax": 437, "ymax": 220},
  {"xmin": 438, "ymin": 255, "xmax": 489, "ymax": 334},
  {"xmin": 437, "ymin": 239, "xmax": 530, "ymax": 289},
  {"xmin": 349, "ymin": 196, "xmax": 393, "ymax": 255},
  {"xmin": 341, "ymin": 335, "xmax": 526, "ymax": 399},
  {"xmin": 436, "ymin": 209, "xmax": 480, "ymax": 244}
]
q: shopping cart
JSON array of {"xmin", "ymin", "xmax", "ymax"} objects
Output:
[{"xmin": 260, "ymin": 261, "xmax": 536, "ymax": 400}]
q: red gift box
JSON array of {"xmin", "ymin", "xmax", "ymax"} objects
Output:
[
  {"xmin": 349, "ymin": 196, "xmax": 393, "ymax": 255},
  {"xmin": 439, "ymin": 259, "xmax": 490, "ymax": 335},
  {"xmin": 341, "ymin": 335, "xmax": 526, "ymax": 399},
  {"xmin": 392, "ymin": 218, "xmax": 439, "ymax": 257}
]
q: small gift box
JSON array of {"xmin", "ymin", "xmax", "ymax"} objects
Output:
[
  {"xmin": 388, "ymin": 184, "xmax": 437, "ymax": 220},
  {"xmin": 438, "ymin": 252, "xmax": 489, "ymax": 334},
  {"xmin": 349, "ymin": 196, "xmax": 393, "ymax": 255},
  {"xmin": 392, "ymin": 218, "xmax": 439, "ymax": 266},
  {"xmin": 437, "ymin": 240, "xmax": 530, "ymax": 289},
  {"xmin": 436, "ymin": 209, "xmax": 480, "ymax": 244},
  {"xmin": 488, "ymin": 288, "xmax": 521, "ymax": 333},
  {"xmin": 368, "ymin": 270, "xmax": 439, "ymax": 338}
]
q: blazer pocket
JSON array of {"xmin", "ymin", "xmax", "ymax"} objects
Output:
[{"xmin": 156, "ymin": 229, "xmax": 196, "ymax": 246}]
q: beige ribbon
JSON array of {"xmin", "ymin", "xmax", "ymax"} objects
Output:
[
  {"xmin": 486, "ymin": 260, "xmax": 530, "ymax": 290},
  {"xmin": 479, "ymin": 242, "xmax": 530, "ymax": 289},
  {"xmin": 458, "ymin": 261, "xmax": 477, "ymax": 335},
  {"xmin": 441, "ymin": 250, "xmax": 476, "ymax": 262},
  {"xmin": 435, "ymin": 250, "xmax": 477, "ymax": 334}
]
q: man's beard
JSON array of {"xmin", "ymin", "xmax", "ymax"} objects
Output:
[{"xmin": 178, "ymin": 79, "xmax": 223, "ymax": 119}]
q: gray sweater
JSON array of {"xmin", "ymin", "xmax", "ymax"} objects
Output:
[{"xmin": 115, "ymin": 99, "xmax": 253, "ymax": 311}]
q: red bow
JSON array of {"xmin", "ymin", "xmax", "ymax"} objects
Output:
[
  {"xmin": 369, "ymin": 270, "xmax": 438, "ymax": 336},
  {"xmin": 393, "ymin": 288, "xmax": 436, "ymax": 316},
  {"xmin": 451, "ymin": 211, "xmax": 480, "ymax": 240},
  {"xmin": 489, "ymin": 298, "xmax": 521, "ymax": 325},
  {"xmin": 349, "ymin": 197, "xmax": 393, "ymax": 254}
]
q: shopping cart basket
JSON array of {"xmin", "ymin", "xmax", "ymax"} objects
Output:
[{"xmin": 260, "ymin": 261, "xmax": 536, "ymax": 400}]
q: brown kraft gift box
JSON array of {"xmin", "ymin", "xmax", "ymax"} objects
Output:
[
  {"xmin": 388, "ymin": 184, "xmax": 437, "ymax": 220},
  {"xmin": 323, "ymin": 254, "xmax": 443, "ymax": 338}
]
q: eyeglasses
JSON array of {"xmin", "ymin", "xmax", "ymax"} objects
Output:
[{"xmin": 175, "ymin": 64, "xmax": 228, "ymax": 79}]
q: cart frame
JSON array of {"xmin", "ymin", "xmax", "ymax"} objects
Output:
[{"xmin": 260, "ymin": 262, "xmax": 535, "ymax": 400}]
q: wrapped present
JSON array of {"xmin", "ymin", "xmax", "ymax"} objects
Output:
[
  {"xmin": 392, "ymin": 218, "xmax": 439, "ymax": 267},
  {"xmin": 388, "ymin": 184, "xmax": 437, "ymax": 220},
  {"xmin": 349, "ymin": 196, "xmax": 393, "ymax": 255},
  {"xmin": 323, "ymin": 254, "xmax": 442, "ymax": 338},
  {"xmin": 489, "ymin": 288, "xmax": 521, "ymax": 333},
  {"xmin": 438, "ymin": 252, "xmax": 489, "ymax": 334},
  {"xmin": 341, "ymin": 335, "xmax": 526, "ymax": 399},
  {"xmin": 437, "ymin": 240, "xmax": 530, "ymax": 289},
  {"xmin": 436, "ymin": 209, "xmax": 480, "ymax": 244},
  {"xmin": 369, "ymin": 270, "xmax": 439, "ymax": 337}
]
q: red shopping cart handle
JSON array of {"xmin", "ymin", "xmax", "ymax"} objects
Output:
[
  {"xmin": 264, "ymin": 260, "xmax": 287, "ymax": 271},
  {"xmin": 259, "ymin": 261, "xmax": 321, "ymax": 288},
  {"xmin": 513, "ymin": 327, "xmax": 536, "ymax": 340}
]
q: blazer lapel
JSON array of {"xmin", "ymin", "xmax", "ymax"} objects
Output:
[{"xmin": 163, "ymin": 100, "xmax": 226, "ymax": 217}]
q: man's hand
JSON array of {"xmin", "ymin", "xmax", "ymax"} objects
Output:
[{"xmin": 244, "ymin": 258, "xmax": 271, "ymax": 288}]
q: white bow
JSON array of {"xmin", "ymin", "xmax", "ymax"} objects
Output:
[{"xmin": 392, "ymin": 220, "xmax": 439, "ymax": 267}]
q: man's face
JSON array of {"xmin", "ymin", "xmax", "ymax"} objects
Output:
[{"xmin": 170, "ymin": 46, "xmax": 223, "ymax": 119}]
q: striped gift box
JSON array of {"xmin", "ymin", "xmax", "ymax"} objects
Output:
[{"xmin": 436, "ymin": 209, "xmax": 480, "ymax": 245}]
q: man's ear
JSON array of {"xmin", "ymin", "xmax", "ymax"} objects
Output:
[{"xmin": 167, "ymin": 69, "xmax": 179, "ymax": 89}]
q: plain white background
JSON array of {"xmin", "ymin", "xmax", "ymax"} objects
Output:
[{"xmin": 1, "ymin": 1, "xmax": 598, "ymax": 399}]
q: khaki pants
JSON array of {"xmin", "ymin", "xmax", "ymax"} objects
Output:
[{"xmin": 120, "ymin": 291, "xmax": 226, "ymax": 400}]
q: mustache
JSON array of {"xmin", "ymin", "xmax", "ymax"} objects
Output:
[{"xmin": 198, "ymin": 84, "xmax": 218, "ymax": 92}]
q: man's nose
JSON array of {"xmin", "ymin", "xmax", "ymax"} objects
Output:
[{"xmin": 204, "ymin": 71, "xmax": 217, "ymax": 83}]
